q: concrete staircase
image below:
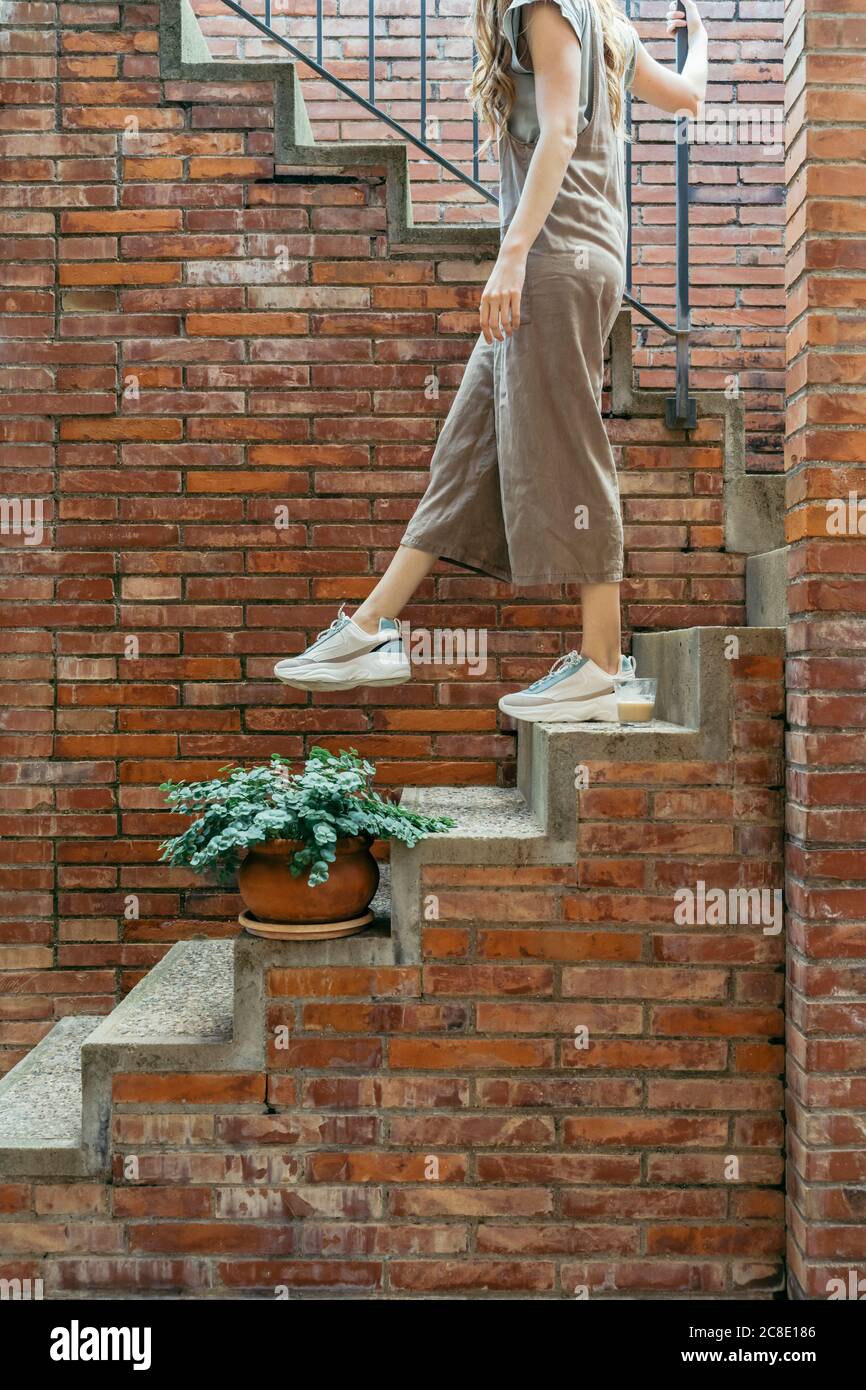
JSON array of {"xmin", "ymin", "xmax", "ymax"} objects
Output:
[
  {"xmin": 0, "ymin": 624, "xmax": 784, "ymax": 1183},
  {"xmin": 162, "ymin": 0, "xmax": 783, "ymax": 558}
]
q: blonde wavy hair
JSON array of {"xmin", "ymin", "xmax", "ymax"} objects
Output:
[{"xmin": 468, "ymin": 0, "xmax": 632, "ymax": 151}]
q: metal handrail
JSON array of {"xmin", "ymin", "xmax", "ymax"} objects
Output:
[
  {"xmin": 217, "ymin": 0, "xmax": 695, "ymax": 423},
  {"xmin": 625, "ymin": 0, "xmax": 634, "ymax": 293},
  {"xmin": 667, "ymin": 8, "xmax": 696, "ymax": 429}
]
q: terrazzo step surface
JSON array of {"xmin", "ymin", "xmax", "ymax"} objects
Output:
[
  {"xmin": 0, "ymin": 1017, "xmax": 102, "ymax": 1174},
  {"xmin": 402, "ymin": 785, "xmax": 546, "ymax": 842},
  {"xmin": 87, "ymin": 939, "xmax": 234, "ymax": 1049}
]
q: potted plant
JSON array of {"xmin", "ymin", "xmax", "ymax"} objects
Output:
[{"xmin": 158, "ymin": 747, "xmax": 454, "ymax": 940}]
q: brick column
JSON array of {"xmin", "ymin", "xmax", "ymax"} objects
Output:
[{"xmin": 785, "ymin": 0, "xmax": 866, "ymax": 1299}]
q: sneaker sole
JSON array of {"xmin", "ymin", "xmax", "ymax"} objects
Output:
[
  {"xmin": 498, "ymin": 693, "xmax": 618, "ymax": 723},
  {"xmin": 275, "ymin": 657, "xmax": 411, "ymax": 692}
]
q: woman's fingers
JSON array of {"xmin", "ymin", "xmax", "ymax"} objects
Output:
[
  {"xmin": 490, "ymin": 296, "xmax": 505, "ymax": 341},
  {"xmin": 484, "ymin": 294, "xmax": 504, "ymax": 341},
  {"xmin": 480, "ymin": 289, "xmax": 522, "ymax": 342},
  {"xmin": 479, "ymin": 295, "xmax": 492, "ymax": 344},
  {"xmin": 666, "ymin": 0, "xmax": 700, "ymax": 32},
  {"xmin": 480, "ymin": 295, "xmax": 502, "ymax": 343}
]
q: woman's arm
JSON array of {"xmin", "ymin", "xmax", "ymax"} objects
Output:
[
  {"xmin": 479, "ymin": 2, "xmax": 582, "ymax": 343},
  {"xmin": 630, "ymin": 0, "xmax": 708, "ymax": 118}
]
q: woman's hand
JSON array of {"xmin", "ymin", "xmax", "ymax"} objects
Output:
[
  {"xmin": 666, "ymin": 0, "xmax": 704, "ymax": 40},
  {"xmin": 633, "ymin": 0, "xmax": 707, "ymax": 113},
  {"xmin": 479, "ymin": 250, "xmax": 526, "ymax": 343}
]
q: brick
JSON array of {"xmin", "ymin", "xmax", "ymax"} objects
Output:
[
  {"xmin": 54, "ymin": 1258, "xmax": 211, "ymax": 1292},
  {"xmin": 129, "ymin": 1223, "xmax": 296, "ymax": 1256},
  {"xmin": 476, "ymin": 1223, "xmax": 639, "ymax": 1256},
  {"xmin": 112, "ymin": 1189, "xmax": 212, "ymax": 1219},
  {"xmin": 646, "ymin": 1226, "xmax": 784, "ymax": 1257},
  {"xmin": 0, "ymin": 1184, "xmax": 31, "ymax": 1215},
  {"xmin": 217, "ymin": 1260, "xmax": 380, "ymax": 1290},
  {"xmin": 561, "ymin": 1260, "xmax": 725, "ymax": 1294},
  {"xmin": 112, "ymin": 1073, "xmax": 266, "ymax": 1104},
  {"xmin": 33, "ymin": 1185, "xmax": 107, "ymax": 1217},
  {"xmin": 389, "ymin": 1260, "xmax": 554, "ymax": 1292},
  {"xmin": 388, "ymin": 1038, "xmax": 555, "ymax": 1070}
]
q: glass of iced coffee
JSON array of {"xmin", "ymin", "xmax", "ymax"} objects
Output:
[{"xmin": 616, "ymin": 678, "xmax": 657, "ymax": 725}]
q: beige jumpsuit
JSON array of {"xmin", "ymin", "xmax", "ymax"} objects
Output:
[{"xmin": 401, "ymin": 2, "xmax": 630, "ymax": 586}]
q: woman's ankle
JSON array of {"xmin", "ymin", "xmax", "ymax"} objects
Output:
[
  {"xmin": 581, "ymin": 646, "xmax": 620, "ymax": 677},
  {"xmin": 352, "ymin": 604, "xmax": 388, "ymax": 635}
]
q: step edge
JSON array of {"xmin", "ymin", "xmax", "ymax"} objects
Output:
[{"xmin": 83, "ymin": 940, "xmax": 234, "ymax": 1051}]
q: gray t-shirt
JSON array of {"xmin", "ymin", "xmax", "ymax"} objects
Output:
[{"xmin": 503, "ymin": 0, "xmax": 638, "ymax": 144}]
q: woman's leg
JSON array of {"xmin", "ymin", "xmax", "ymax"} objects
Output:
[
  {"xmin": 497, "ymin": 578, "xmax": 624, "ymax": 722},
  {"xmin": 352, "ymin": 544, "xmax": 438, "ymax": 633},
  {"xmin": 579, "ymin": 581, "xmax": 622, "ymax": 676}
]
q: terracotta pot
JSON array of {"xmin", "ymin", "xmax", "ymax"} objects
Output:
[{"xmin": 237, "ymin": 836, "xmax": 379, "ymax": 926}]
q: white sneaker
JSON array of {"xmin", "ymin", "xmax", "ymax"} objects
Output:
[
  {"xmin": 274, "ymin": 606, "xmax": 410, "ymax": 691},
  {"xmin": 498, "ymin": 651, "xmax": 634, "ymax": 723}
]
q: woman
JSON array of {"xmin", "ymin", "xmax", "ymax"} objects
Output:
[{"xmin": 276, "ymin": 0, "xmax": 708, "ymax": 722}]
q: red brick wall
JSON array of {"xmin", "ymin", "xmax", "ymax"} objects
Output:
[
  {"xmin": 3, "ymin": 648, "xmax": 786, "ymax": 1297},
  {"xmin": 0, "ymin": 0, "xmax": 747, "ymax": 1068},
  {"xmin": 194, "ymin": 0, "xmax": 786, "ymax": 473},
  {"xmin": 784, "ymin": 0, "xmax": 866, "ymax": 1301}
]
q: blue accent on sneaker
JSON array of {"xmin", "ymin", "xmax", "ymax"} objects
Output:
[
  {"xmin": 301, "ymin": 612, "xmax": 400, "ymax": 661},
  {"xmin": 527, "ymin": 652, "xmax": 587, "ymax": 693},
  {"xmin": 303, "ymin": 613, "xmax": 350, "ymax": 656},
  {"xmin": 525, "ymin": 651, "xmax": 634, "ymax": 696}
]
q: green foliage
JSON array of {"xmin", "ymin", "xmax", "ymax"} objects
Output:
[{"xmin": 158, "ymin": 747, "xmax": 454, "ymax": 888}]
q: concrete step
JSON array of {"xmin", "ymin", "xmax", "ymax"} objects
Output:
[
  {"xmin": 609, "ymin": 313, "xmax": 783, "ymax": 554},
  {"xmin": 86, "ymin": 939, "xmax": 234, "ymax": 1051},
  {"xmin": 0, "ymin": 1017, "xmax": 102, "ymax": 1176},
  {"xmin": 746, "ymin": 546, "xmax": 788, "ymax": 627},
  {"xmin": 160, "ymin": 0, "xmax": 493, "ymax": 254}
]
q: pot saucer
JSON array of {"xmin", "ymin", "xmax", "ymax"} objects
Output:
[{"xmin": 238, "ymin": 908, "xmax": 373, "ymax": 941}]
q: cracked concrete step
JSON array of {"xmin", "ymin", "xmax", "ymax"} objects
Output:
[{"xmin": 0, "ymin": 1017, "xmax": 102, "ymax": 1177}]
